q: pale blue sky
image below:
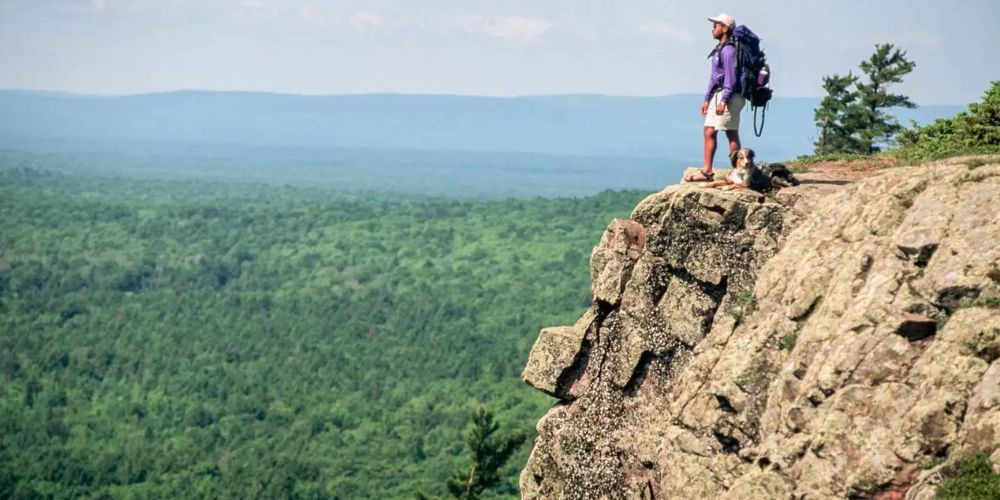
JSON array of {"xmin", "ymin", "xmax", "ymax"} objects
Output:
[{"xmin": 0, "ymin": 0, "xmax": 996, "ymax": 104}]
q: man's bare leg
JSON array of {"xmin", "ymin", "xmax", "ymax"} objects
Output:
[
  {"xmin": 726, "ymin": 130, "xmax": 741, "ymax": 162},
  {"xmin": 703, "ymin": 126, "xmax": 718, "ymax": 170}
]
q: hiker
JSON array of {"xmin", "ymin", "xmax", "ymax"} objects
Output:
[{"xmin": 688, "ymin": 13, "xmax": 745, "ymax": 182}]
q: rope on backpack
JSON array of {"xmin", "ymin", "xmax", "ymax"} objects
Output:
[{"xmin": 753, "ymin": 102, "xmax": 767, "ymax": 137}]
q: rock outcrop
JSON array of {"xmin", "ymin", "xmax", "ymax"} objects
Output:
[{"xmin": 521, "ymin": 158, "xmax": 1000, "ymax": 499}]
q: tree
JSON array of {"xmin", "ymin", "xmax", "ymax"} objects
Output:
[
  {"xmin": 446, "ymin": 408, "xmax": 527, "ymax": 500},
  {"xmin": 814, "ymin": 43, "xmax": 916, "ymax": 154},
  {"xmin": 856, "ymin": 44, "xmax": 917, "ymax": 153},
  {"xmin": 814, "ymin": 73, "xmax": 863, "ymax": 154}
]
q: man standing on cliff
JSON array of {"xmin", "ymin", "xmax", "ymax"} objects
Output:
[{"xmin": 687, "ymin": 13, "xmax": 745, "ymax": 182}]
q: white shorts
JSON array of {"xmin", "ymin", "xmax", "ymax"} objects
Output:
[{"xmin": 704, "ymin": 90, "xmax": 745, "ymax": 131}]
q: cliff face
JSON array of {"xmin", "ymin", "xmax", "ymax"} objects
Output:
[{"xmin": 520, "ymin": 158, "xmax": 1000, "ymax": 499}]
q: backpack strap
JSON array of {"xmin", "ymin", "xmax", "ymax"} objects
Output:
[
  {"xmin": 707, "ymin": 39, "xmax": 735, "ymax": 60},
  {"xmin": 734, "ymin": 38, "xmax": 744, "ymax": 87},
  {"xmin": 707, "ymin": 43, "xmax": 722, "ymax": 60}
]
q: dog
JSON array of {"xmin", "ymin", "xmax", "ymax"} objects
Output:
[
  {"xmin": 703, "ymin": 148, "xmax": 799, "ymax": 192},
  {"xmin": 703, "ymin": 148, "xmax": 769, "ymax": 191}
]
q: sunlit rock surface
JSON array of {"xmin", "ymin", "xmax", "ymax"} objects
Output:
[{"xmin": 521, "ymin": 158, "xmax": 1000, "ymax": 499}]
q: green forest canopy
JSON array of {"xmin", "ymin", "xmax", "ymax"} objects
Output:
[{"xmin": 0, "ymin": 167, "xmax": 647, "ymax": 499}]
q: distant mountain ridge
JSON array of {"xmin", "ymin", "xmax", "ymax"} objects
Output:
[
  {"xmin": 0, "ymin": 90, "xmax": 966, "ymax": 196},
  {"xmin": 0, "ymin": 90, "xmax": 963, "ymax": 160}
]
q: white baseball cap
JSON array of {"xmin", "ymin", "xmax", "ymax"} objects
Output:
[{"xmin": 708, "ymin": 13, "xmax": 735, "ymax": 28}]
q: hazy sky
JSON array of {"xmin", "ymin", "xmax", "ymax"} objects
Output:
[{"xmin": 1, "ymin": 0, "xmax": 996, "ymax": 104}]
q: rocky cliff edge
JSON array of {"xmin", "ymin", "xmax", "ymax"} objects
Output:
[{"xmin": 520, "ymin": 158, "xmax": 1000, "ymax": 499}]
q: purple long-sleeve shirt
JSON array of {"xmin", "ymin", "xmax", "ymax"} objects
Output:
[{"xmin": 704, "ymin": 43, "xmax": 738, "ymax": 103}]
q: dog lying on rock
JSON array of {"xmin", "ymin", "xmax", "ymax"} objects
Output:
[{"xmin": 703, "ymin": 148, "xmax": 799, "ymax": 192}]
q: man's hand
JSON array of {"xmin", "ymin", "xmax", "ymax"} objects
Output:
[
  {"xmin": 715, "ymin": 102, "xmax": 727, "ymax": 115},
  {"xmin": 701, "ymin": 101, "xmax": 709, "ymax": 117}
]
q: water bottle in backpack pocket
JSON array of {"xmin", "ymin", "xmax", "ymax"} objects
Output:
[
  {"xmin": 757, "ymin": 65, "xmax": 770, "ymax": 86},
  {"xmin": 750, "ymin": 64, "xmax": 772, "ymax": 107}
]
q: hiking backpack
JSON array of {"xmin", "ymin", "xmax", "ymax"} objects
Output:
[{"xmin": 731, "ymin": 25, "xmax": 772, "ymax": 137}]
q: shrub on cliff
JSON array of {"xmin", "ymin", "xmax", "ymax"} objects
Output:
[
  {"xmin": 935, "ymin": 452, "xmax": 1000, "ymax": 499},
  {"xmin": 895, "ymin": 81, "xmax": 1000, "ymax": 162}
]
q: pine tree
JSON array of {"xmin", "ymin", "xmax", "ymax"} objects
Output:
[
  {"xmin": 813, "ymin": 43, "xmax": 916, "ymax": 155},
  {"xmin": 446, "ymin": 408, "xmax": 527, "ymax": 500},
  {"xmin": 855, "ymin": 44, "xmax": 917, "ymax": 153},
  {"xmin": 814, "ymin": 73, "xmax": 862, "ymax": 154}
]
